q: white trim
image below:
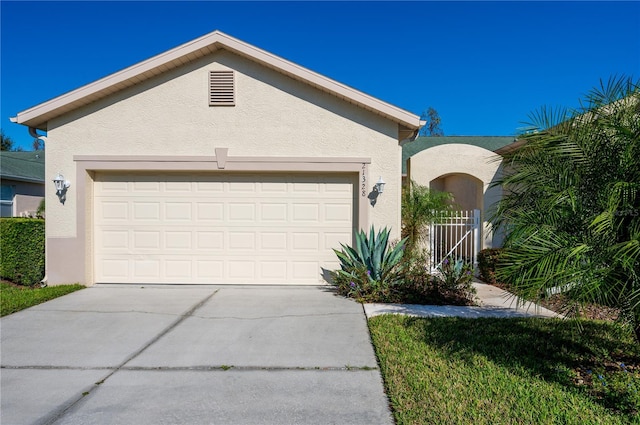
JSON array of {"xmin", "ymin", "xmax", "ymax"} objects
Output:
[{"xmin": 13, "ymin": 31, "xmax": 421, "ymax": 131}]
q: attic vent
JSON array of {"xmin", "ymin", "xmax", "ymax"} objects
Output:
[{"xmin": 209, "ymin": 71, "xmax": 235, "ymax": 106}]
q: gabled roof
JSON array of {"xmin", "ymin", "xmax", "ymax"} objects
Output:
[
  {"xmin": 0, "ymin": 150, "xmax": 45, "ymax": 183},
  {"xmin": 11, "ymin": 30, "xmax": 422, "ymax": 132},
  {"xmin": 402, "ymin": 136, "xmax": 517, "ymax": 174}
]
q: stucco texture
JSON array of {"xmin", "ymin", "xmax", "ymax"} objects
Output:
[
  {"xmin": 408, "ymin": 143, "xmax": 503, "ymax": 248},
  {"xmin": 44, "ymin": 50, "xmax": 403, "ymax": 284}
]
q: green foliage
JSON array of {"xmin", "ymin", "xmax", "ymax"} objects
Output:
[
  {"xmin": 0, "ymin": 218, "xmax": 45, "ymax": 286},
  {"xmin": 1, "ymin": 129, "xmax": 15, "ymax": 151},
  {"xmin": 333, "ymin": 244, "xmax": 427, "ymax": 303},
  {"xmin": 332, "ymin": 227, "xmax": 407, "ymax": 302},
  {"xmin": 1, "ymin": 282, "xmax": 84, "ymax": 316},
  {"xmin": 401, "ymin": 181, "xmax": 453, "ymax": 256},
  {"xmin": 333, "ymin": 241, "xmax": 476, "ymax": 305},
  {"xmin": 419, "ymin": 106, "xmax": 444, "ymax": 136},
  {"xmin": 477, "ymin": 248, "xmax": 503, "ymax": 284},
  {"xmin": 433, "ymin": 256, "xmax": 476, "ymax": 299},
  {"xmin": 490, "ymin": 75, "xmax": 640, "ymax": 341},
  {"xmin": 36, "ymin": 198, "xmax": 45, "ymax": 219},
  {"xmin": 369, "ymin": 315, "xmax": 640, "ymax": 424},
  {"xmin": 334, "ymin": 226, "xmax": 407, "ymax": 284}
]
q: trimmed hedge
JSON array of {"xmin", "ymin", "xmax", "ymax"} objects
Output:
[
  {"xmin": 0, "ymin": 218, "xmax": 45, "ymax": 286},
  {"xmin": 477, "ymin": 248, "xmax": 503, "ymax": 284}
]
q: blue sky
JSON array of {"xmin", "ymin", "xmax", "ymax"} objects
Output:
[{"xmin": 2, "ymin": 1, "xmax": 639, "ymax": 151}]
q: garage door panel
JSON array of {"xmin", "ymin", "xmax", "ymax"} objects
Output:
[
  {"xmin": 100, "ymin": 202, "xmax": 129, "ymax": 221},
  {"xmin": 196, "ymin": 203, "xmax": 224, "ymax": 221},
  {"xmin": 325, "ymin": 232, "xmax": 351, "ymax": 251},
  {"xmin": 196, "ymin": 231, "xmax": 224, "ymax": 249},
  {"xmin": 165, "ymin": 231, "xmax": 192, "ymax": 249},
  {"xmin": 261, "ymin": 203, "xmax": 287, "ymax": 221},
  {"xmin": 133, "ymin": 181, "xmax": 160, "ymax": 192},
  {"xmin": 228, "ymin": 232, "xmax": 256, "ymax": 250},
  {"xmin": 325, "ymin": 203, "xmax": 352, "ymax": 222},
  {"xmin": 292, "ymin": 203, "xmax": 319, "ymax": 222},
  {"xmin": 97, "ymin": 259, "xmax": 129, "ymax": 280},
  {"xmin": 260, "ymin": 232, "xmax": 288, "ymax": 250},
  {"xmin": 94, "ymin": 173, "xmax": 354, "ymax": 284},
  {"xmin": 227, "ymin": 203, "xmax": 255, "ymax": 221},
  {"xmin": 165, "ymin": 202, "xmax": 193, "ymax": 221},
  {"xmin": 134, "ymin": 260, "xmax": 161, "ymax": 279},
  {"xmin": 292, "ymin": 233, "xmax": 319, "ymax": 251},
  {"xmin": 133, "ymin": 202, "xmax": 160, "ymax": 221}
]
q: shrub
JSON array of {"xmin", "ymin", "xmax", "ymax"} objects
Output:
[
  {"xmin": 332, "ymin": 226, "xmax": 407, "ymax": 302},
  {"xmin": 36, "ymin": 199, "xmax": 45, "ymax": 219},
  {"xmin": 477, "ymin": 248, "xmax": 503, "ymax": 284},
  {"xmin": 334, "ymin": 226, "xmax": 407, "ymax": 283},
  {"xmin": 433, "ymin": 256, "xmax": 476, "ymax": 300},
  {"xmin": 0, "ymin": 218, "xmax": 45, "ymax": 286},
  {"xmin": 401, "ymin": 181, "xmax": 453, "ymax": 256},
  {"xmin": 333, "ymin": 241, "xmax": 476, "ymax": 306}
]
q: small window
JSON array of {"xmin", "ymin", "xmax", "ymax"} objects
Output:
[
  {"xmin": 0, "ymin": 185, "xmax": 14, "ymax": 217},
  {"xmin": 209, "ymin": 71, "xmax": 235, "ymax": 106}
]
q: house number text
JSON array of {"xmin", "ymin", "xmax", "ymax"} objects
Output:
[{"xmin": 361, "ymin": 163, "xmax": 366, "ymax": 197}]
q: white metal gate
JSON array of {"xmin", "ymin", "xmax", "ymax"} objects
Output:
[{"xmin": 429, "ymin": 209, "xmax": 481, "ymax": 271}]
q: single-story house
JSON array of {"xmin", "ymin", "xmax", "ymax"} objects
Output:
[
  {"xmin": 10, "ymin": 30, "xmax": 423, "ymax": 286},
  {"xmin": 403, "ymin": 136, "xmax": 519, "ymax": 251},
  {"xmin": 0, "ymin": 150, "xmax": 45, "ymax": 217}
]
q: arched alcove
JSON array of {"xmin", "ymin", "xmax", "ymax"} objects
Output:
[
  {"xmin": 407, "ymin": 143, "xmax": 504, "ymax": 250},
  {"xmin": 430, "ymin": 173, "xmax": 483, "ymax": 212}
]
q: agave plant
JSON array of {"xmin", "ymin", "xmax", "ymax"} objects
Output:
[
  {"xmin": 434, "ymin": 256, "xmax": 474, "ymax": 291},
  {"xmin": 334, "ymin": 226, "xmax": 407, "ymax": 284}
]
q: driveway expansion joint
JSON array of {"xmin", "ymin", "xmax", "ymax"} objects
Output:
[
  {"xmin": 26, "ymin": 308, "xmax": 186, "ymax": 317},
  {"xmin": 35, "ymin": 289, "xmax": 220, "ymax": 425},
  {"xmin": 190, "ymin": 312, "xmax": 362, "ymax": 320},
  {"xmin": 117, "ymin": 365, "xmax": 379, "ymax": 372},
  {"xmin": 1, "ymin": 365, "xmax": 117, "ymax": 371}
]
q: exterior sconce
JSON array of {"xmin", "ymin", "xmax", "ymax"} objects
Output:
[
  {"xmin": 374, "ymin": 176, "xmax": 386, "ymax": 194},
  {"xmin": 53, "ymin": 172, "xmax": 71, "ymax": 194}
]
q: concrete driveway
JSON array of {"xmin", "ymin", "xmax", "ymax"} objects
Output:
[{"xmin": 1, "ymin": 285, "xmax": 392, "ymax": 425}]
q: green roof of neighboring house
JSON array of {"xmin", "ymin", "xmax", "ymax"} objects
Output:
[
  {"xmin": 0, "ymin": 150, "xmax": 45, "ymax": 183},
  {"xmin": 402, "ymin": 136, "xmax": 517, "ymax": 174}
]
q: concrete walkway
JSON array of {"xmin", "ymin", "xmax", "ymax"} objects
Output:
[
  {"xmin": 364, "ymin": 281, "xmax": 562, "ymax": 319},
  {"xmin": 1, "ymin": 285, "xmax": 392, "ymax": 425}
]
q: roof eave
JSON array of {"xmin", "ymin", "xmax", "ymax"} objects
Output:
[
  {"xmin": 0, "ymin": 174, "xmax": 45, "ymax": 184},
  {"xmin": 13, "ymin": 31, "xmax": 421, "ymax": 131}
]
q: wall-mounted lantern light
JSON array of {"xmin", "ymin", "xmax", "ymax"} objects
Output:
[
  {"xmin": 52, "ymin": 172, "xmax": 71, "ymax": 194},
  {"xmin": 374, "ymin": 176, "xmax": 386, "ymax": 194}
]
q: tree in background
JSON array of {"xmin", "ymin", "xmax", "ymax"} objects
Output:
[
  {"xmin": 32, "ymin": 138, "xmax": 44, "ymax": 151},
  {"xmin": 419, "ymin": 107, "xmax": 444, "ymax": 136},
  {"xmin": 1, "ymin": 130, "xmax": 15, "ymax": 151},
  {"xmin": 491, "ymin": 76, "xmax": 640, "ymax": 341}
]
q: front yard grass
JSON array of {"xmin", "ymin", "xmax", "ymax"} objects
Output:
[
  {"xmin": 0, "ymin": 281, "xmax": 84, "ymax": 317},
  {"xmin": 369, "ymin": 315, "xmax": 639, "ymax": 425}
]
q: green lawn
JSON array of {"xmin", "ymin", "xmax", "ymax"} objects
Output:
[
  {"xmin": 0, "ymin": 282, "xmax": 84, "ymax": 317},
  {"xmin": 369, "ymin": 315, "xmax": 640, "ymax": 425}
]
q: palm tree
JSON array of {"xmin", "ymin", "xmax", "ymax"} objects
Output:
[
  {"xmin": 491, "ymin": 76, "xmax": 640, "ymax": 341},
  {"xmin": 401, "ymin": 181, "xmax": 453, "ymax": 257}
]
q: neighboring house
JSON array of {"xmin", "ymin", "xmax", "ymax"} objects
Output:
[
  {"xmin": 10, "ymin": 31, "xmax": 422, "ymax": 286},
  {"xmin": 0, "ymin": 150, "xmax": 45, "ymax": 217},
  {"xmin": 403, "ymin": 136, "xmax": 519, "ymax": 250}
]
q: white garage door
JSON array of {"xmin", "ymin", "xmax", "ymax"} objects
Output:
[{"xmin": 93, "ymin": 172, "xmax": 355, "ymax": 284}]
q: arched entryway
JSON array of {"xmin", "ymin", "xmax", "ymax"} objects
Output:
[{"xmin": 430, "ymin": 173, "xmax": 483, "ymax": 212}]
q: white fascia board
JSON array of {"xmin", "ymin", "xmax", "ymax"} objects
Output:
[{"xmin": 14, "ymin": 31, "xmax": 421, "ymax": 130}]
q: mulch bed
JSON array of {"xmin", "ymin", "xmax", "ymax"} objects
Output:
[{"xmin": 491, "ymin": 282, "xmax": 621, "ymax": 322}]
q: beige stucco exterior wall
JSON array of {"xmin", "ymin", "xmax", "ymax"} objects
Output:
[
  {"xmin": 44, "ymin": 49, "xmax": 403, "ymax": 285},
  {"xmin": 407, "ymin": 143, "xmax": 503, "ymax": 249}
]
